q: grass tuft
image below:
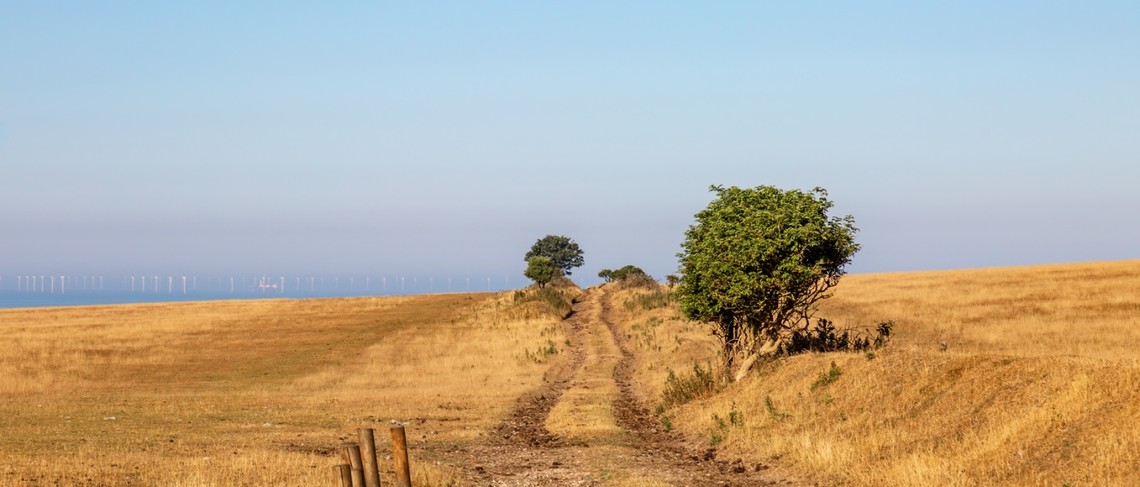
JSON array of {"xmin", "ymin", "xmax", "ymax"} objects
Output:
[{"xmin": 660, "ymin": 362, "xmax": 728, "ymax": 409}]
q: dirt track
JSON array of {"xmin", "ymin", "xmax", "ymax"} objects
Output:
[{"xmin": 455, "ymin": 287, "xmax": 790, "ymax": 486}]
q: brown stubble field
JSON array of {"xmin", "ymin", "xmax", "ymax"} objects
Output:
[
  {"xmin": 612, "ymin": 260, "xmax": 1140, "ymax": 486},
  {"xmin": 0, "ymin": 291, "xmax": 570, "ymax": 486}
]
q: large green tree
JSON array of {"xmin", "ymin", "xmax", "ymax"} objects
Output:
[
  {"xmin": 676, "ymin": 185, "xmax": 859, "ymax": 366},
  {"xmin": 525, "ymin": 235, "xmax": 585, "ymax": 276}
]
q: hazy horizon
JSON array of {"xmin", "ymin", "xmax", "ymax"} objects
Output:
[{"xmin": 3, "ymin": 2, "xmax": 1137, "ymax": 285}]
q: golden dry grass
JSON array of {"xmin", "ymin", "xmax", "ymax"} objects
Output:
[
  {"xmin": 0, "ymin": 290, "xmax": 571, "ymax": 486},
  {"xmin": 612, "ymin": 260, "xmax": 1140, "ymax": 486},
  {"xmin": 820, "ymin": 259, "xmax": 1140, "ymax": 360},
  {"xmin": 8, "ymin": 259, "xmax": 1139, "ymax": 486}
]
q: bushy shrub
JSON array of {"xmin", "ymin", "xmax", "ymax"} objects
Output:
[
  {"xmin": 598, "ymin": 265, "xmax": 656, "ymax": 288},
  {"xmin": 781, "ymin": 318, "xmax": 893, "ymax": 356}
]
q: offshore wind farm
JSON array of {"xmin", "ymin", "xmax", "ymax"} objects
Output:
[{"xmin": 0, "ymin": 273, "xmax": 513, "ymax": 308}]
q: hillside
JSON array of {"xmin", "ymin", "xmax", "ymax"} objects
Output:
[
  {"xmin": 3, "ymin": 260, "xmax": 1138, "ymax": 486},
  {"xmin": 612, "ymin": 259, "xmax": 1140, "ymax": 486},
  {"xmin": 0, "ymin": 290, "xmax": 575, "ymax": 485}
]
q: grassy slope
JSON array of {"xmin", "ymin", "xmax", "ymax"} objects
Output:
[
  {"xmin": 0, "ymin": 289, "xmax": 574, "ymax": 486},
  {"xmin": 612, "ymin": 260, "xmax": 1140, "ymax": 487},
  {"xmin": 6, "ymin": 261, "xmax": 1138, "ymax": 486}
]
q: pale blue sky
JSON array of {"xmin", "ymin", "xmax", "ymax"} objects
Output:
[{"xmin": 2, "ymin": 2, "xmax": 1137, "ymax": 283}]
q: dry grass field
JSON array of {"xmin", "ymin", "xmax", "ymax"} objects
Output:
[
  {"xmin": 0, "ymin": 289, "xmax": 573, "ymax": 486},
  {"xmin": 5, "ymin": 259, "xmax": 1139, "ymax": 486},
  {"xmin": 612, "ymin": 260, "xmax": 1140, "ymax": 486}
]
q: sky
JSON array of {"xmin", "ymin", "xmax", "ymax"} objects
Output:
[{"xmin": 2, "ymin": 1, "xmax": 1138, "ymax": 285}]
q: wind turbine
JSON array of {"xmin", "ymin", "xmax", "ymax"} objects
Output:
[{"xmin": 182, "ymin": 276, "xmax": 187, "ymax": 294}]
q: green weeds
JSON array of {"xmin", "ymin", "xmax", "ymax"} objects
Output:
[
  {"xmin": 810, "ymin": 362, "xmax": 843, "ymax": 391},
  {"xmin": 660, "ymin": 362, "xmax": 728, "ymax": 408}
]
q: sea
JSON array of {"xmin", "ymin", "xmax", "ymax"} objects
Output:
[{"xmin": 0, "ymin": 275, "xmax": 511, "ymax": 309}]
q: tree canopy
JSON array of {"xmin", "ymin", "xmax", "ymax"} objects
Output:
[
  {"xmin": 524, "ymin": 256, "xmax": 559, "ymax": 288},
  {"xmin": 598, "ymin": 265, "xmax": 653, "ymax": 286},
  {"xmin": 676, "ymin": 185, "xmax": 859, "ymax": 365},
  {"xmin": 525, "ymin": 235, "xmax": 585, "ymax": 276}
]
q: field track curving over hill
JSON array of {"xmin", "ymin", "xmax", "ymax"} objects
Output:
[{"xmin": 454, "ymin": 286, "xmax": 789, "ymax": 486}]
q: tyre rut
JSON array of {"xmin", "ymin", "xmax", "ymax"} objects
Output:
[{"xmin": 456, "ymin": 287, "xmax": 790, "ymax": 486}]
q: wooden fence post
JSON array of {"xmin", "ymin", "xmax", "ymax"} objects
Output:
[
  {"xmin": 390, "ymin": 424, "xmax": 412, "ymax": 487},
  {"xmin": 334, "ymin": 464, "xmax": 353, "ymax": 487},
  {"xmin": 358, "ymin": 428, "xmax": 383, "ymax": 487},
  {"xmin": 343, "ymin": 444, "xmax": 365, "ymax": 487}
]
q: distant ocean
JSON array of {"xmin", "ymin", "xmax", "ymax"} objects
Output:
[
  {"xmin": 0, "ymin": 290, "xmax": 409, "ymax": 309},
  {"xmin": 0, "ymin": 276, "xmax": 511, "ymax": 309}
]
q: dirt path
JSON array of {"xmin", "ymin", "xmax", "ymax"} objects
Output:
[{"xmin": 456, "ymin": 287, "xmax": 790, "ymax": 486}]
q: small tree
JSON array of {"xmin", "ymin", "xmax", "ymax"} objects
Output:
[
  {"xmin": 525, "ymin": 235, "xmax": 585, "ymax": 276},
  {"xmin": 676, "ymin": 185, "xmax": 859, "ymax": 368},
  {"xmin": 524, "ymin": 256, "xmax": 559, "ymax": 288},
  {"xmin": 598, "ymin": 265, "xmax": 654, "ymax": 287}
]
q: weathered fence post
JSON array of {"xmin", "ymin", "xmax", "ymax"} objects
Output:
[
  {"xmin": 358, "ymin": 428, "xmax": 383, "ymax": 487},
  {"xmin": 343, "ymin": 444, "xmax": 365, "ymax": 487},
  {"xmin": 334, "ymin": 464, "xmax": 353, "ymax": 487},
  {"xmin": 390, "ymin": 424, "xmax": 412, "ymax": 487}
]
